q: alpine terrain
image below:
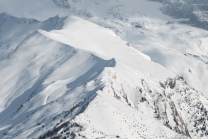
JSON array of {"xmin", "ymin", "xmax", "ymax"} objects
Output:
[{"xmin": 0, "ymin": 0, "xmax": 208, "ymax": 139}]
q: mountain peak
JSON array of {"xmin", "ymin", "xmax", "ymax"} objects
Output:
[{"xmin": 0, "ymin": 0, "xmax": 208, "ymax": 139}]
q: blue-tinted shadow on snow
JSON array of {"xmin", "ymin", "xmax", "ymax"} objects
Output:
[{"xmin": 66, "ymin": 57, "xmax": 116, "ymax": 89}]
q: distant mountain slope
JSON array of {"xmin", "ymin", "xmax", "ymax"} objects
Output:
[{"xmin": 150, "ymin": 0, "xmax": 208, "ymax": 30}]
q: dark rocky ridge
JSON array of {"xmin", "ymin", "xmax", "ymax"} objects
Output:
[{"xmin": 150, "ymin": 0, "xmax": 208, "ymax": 30}]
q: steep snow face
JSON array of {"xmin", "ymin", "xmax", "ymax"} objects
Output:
[
  {"xmin": 0, "ymin": 31, "xmax": 113, "ymax": 112},
  {"xmin": 51, "ymin": 0, "xmax": 208, "ymax": 97},
  {"xmin": 0, "ymin": 30, "xmax": 115, "ymax": 139},
  {"xmin": 0, "ymin": 14, "xmax": 180, "ymax": 139},
  {"xmin": 3, "ymin": 0, "xmax": 207, "ymax": 97},
  {"xmin": 40, "ymin": 16, "xmax": 208, "ymax": 139},
  {"xmin": 39, "ymin": 16, "xmax": 175, "ymax": 81},
  {"xmin": 0, "ymin": 14, "xmax": 206, "ymax": 139}
]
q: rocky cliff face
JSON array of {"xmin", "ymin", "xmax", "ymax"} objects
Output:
[{"xmin": 102, "ymin": 65, "xmax": 208, "ymax": 138}]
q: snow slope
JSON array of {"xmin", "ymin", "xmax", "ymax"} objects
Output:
[
  {"xmin": 75, "ymin": 92, "xmax": 187, "ymax": 139},
  {"xmin": 0, "ymin": 28, "xmax": 115, "ymax": 139},
  {"xmin": 2, "ymin": 0, "xmax": 207, "ymax": 97},
  {"xmin": 0, "ymin": 0, "xmax": 208, "ymax": 139}
]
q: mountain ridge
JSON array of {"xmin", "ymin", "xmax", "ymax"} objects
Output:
[{"xmin": 0, "ymin": 0, "xmax": 208, "ymax": 138}]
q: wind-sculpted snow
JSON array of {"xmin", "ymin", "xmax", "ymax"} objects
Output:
[
  {"xmin": 0, "ymin": 14, "xmax": 182, "ymax": 139},
  {"xmin": 0, "ymin": 0, "xmax": 208, "ymax": 139},
  {"xmin": 15, "ymin": 0, "xmax": 207, "ymax": 97},
  {"xmin": 0, "ymin": 30, "xmax": 115, "ymax": 139}
]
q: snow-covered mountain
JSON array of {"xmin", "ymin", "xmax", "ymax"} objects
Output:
[{"xmin": 0, "ymin": 0, "xmax": 208, "ymax": 139}]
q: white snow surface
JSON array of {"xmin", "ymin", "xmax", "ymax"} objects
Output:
[
  {"xmin": 0, "ymin": 0, "xmax": 208, "ymax": 139},
  {"xmin": 1, "ymin": 0, "xmax": 208, "ymax": 96}
]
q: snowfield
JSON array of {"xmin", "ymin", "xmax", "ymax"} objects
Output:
[{"xmin": 0, "ymin": 0, "xmax": 208, "ymax": 139}]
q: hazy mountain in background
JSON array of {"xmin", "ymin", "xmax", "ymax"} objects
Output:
[{"xmin": 150, "ymin": 0, "xmax": 208, "ymax": 30}]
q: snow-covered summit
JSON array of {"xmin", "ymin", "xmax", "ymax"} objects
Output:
[{"xmin": 0, "ymin": 0, "xmax": 208, "ymax": 139}]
